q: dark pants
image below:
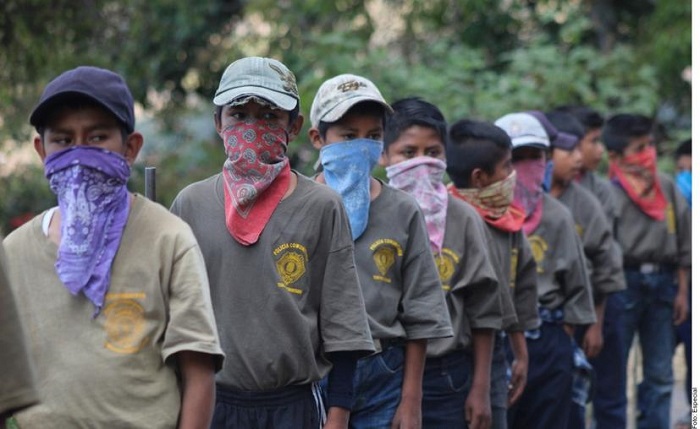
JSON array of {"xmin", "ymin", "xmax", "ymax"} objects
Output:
[
  {"xmin": 422, "ymin": 349, "xmax": 473, "ymax": 429},
  {"xmin": 507, "ymin": 322, "xmax": 573, "ymax": 429},
  {"xmin": 211, "ymin": 384, "xmax": 322, "ymax": 429},
  {"xmin": 675, "ymin": 274, "xmax": 691, "ymax": 406}
]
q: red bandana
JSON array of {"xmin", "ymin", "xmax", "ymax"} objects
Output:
[
  {"xmin": 609, "ymin": 146, "xmax": 667, "ymax": 221},
  {"xmin": 221, "ymin": 121, "xmax": 291, "ymax": 245}
]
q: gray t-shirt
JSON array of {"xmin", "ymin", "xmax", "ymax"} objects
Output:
[
  {"xmin": 171, "ymin": 173, "xmax": 375, "ymax": 391},
  {"xmin": 353, "ymin": 183, "xmax": 453, "ymax": 342},
  {"xmin": 613, "ymin": 173, "xmax": 691, "ymax": 268},
  {"xmin": 426, "ymin": 196, "xmax": 501, "ymax": 358},
  {"xmin": 527, "ymin": 194, "xmax": 596, "ymax": 325},
  {"xmin": 579, "ymin": 171, "xmax": 620, "ymax": 231},
  {"xmin": 558, "ymin": 182, "xmax": 626, "ymax": 301},
  {"xmin": 486, "ymin": 226, "xmax": 541, "ymax": 332}
]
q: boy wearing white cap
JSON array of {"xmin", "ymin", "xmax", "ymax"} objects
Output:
[
  {"xmin": 171, "ymin": 58, "xmax": 375, "ymax": 429},
  {"xmin": 309, "ymin": 75, "xmax": 453, "ymax": 428},
  {"xmin": 494, "ymin": 112, "xmax": 596, "ymax": 429}
]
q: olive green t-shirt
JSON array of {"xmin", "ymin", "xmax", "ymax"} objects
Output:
[
  {"xmin": 613, "ymin": 173, "xmax": 691, "ymax": 268},
  {"xmin": 5, "ymin": 195, "xmax": 224, "ymax": 428},
  {"xmin": 352, "ymin": 183, "xmax": 453, "ymax": 343},
  {"xmin": 0, "ymin": 240, "xmax": 38, "ymax": 416},
  {"xmin": 427, "ymin": 196, "xmax": 501, "ymax": 357},
  {"xmin": 171, "ymin": 173, "xmax": 375, "ymax": 391},
  {"xmin": 527, "ymin": 194, "xmax": 596, "ymax": 325},
  {"xmin": 485, "ymin": 226, "xmax": 540, "ymax": 332},
  {"xmin": 558, "ymin": 182, "xmax": 625, "ymax": 301}
]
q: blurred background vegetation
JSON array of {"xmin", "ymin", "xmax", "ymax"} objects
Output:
[{"xmin": 0, "ymin": 0, "xmax": 691, "ymax": 234}]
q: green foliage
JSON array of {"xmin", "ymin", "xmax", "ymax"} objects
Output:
[{"xmin": 0, "ymin": 165, "xmax": 55, "ymax": 235}]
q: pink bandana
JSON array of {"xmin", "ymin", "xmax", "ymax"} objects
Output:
[
  {"xmin": 513, "ymin": 158, "xmax": 546, "ymax": 235},
  {"xmin": 386, "ymin": 156, "xmax": 449, "ymax": 253},
  {"xmin": 221, "ymin": 120, "xmax": 291, "ymax": 246}
]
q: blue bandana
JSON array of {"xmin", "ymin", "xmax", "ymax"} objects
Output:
[
  {"xmin": 320, "ymin": 139, "xmax": 382, "ymax": 240},
  {"xmin": 676, "ymin": 171, "xmax": 692, "ymax": 208}
]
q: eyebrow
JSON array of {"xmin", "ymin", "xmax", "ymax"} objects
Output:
[{"xmin": 46, "ymin": 123, "xmax": 116, "ymax": 135}]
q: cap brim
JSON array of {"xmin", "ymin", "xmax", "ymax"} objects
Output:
[
  {"xmin": 511, "ymin": 135, "xmax": 550, "ymax": 149},
  {"xmin": 552, "ymin": 132, "xmax": 578, "ymax": 150},
  {"xmin": 316, "ymin": 95, "xmax": 393, "ymax": 126},
  {"xmin": 30, "ymin": 90, "xmax": 125, "ymax": 130},
  {"xmin": 213, "ymin": 85, "xmax": 298, "ymax": 110}
]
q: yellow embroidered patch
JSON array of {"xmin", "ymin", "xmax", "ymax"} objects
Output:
[
  {"xmin": 509, "ymin": 248, "xmax": 519, "ymax": 288},
  {"xmin": 527, "ymin": 235, "xmax": 548, "ymax": 274},
  {"xmin": 274, "ymin": 243, "xmax": 308, "ymax": 295},
  {"xmin": 665, "ymin": 204, "xmax": 676, "ymax": 234},
  {"xmin": 370, "ymin": 239, "xmax": 404, "ymax": 283},
  {"xmin": 434, "ymin": 248, "xmax": 460, "ymax": 291},
  {"xmin": 103, "ymin": 293, "xmax": 148, "ymax": 354}
]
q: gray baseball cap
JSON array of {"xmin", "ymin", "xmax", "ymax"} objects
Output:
[
  {"xmin": 213, "ymin": 57, "xmax": 299, "ymax": 110},
  {"xmin": 494, "ymin": 112, "xmax": 550, "ymax": 149},
  {"xmin": 310, "ymin": 74, "xmax": 392, "ymax": 128}
]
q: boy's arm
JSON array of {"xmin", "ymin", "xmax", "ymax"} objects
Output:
[
  {"xmin": 324, "ymin": 351, "xmax": 358, "ymax": 429},
  {"xmin": 392, "ymin": 339, "xmax": 426, "ymax": 429},
  {"xmin": 506, "ymin": 331, "xmax": 528, "ymax": 406},
  {"xmin": 177, "ymin": 351, "xmax": 216, "ymax": 429},
  {"xmin": 674, "ymin": 267, "xmax": 689, "ymax": 325},
  {"xmin": 465, "ymin": 329, "xmax": 493, "ymax": 429}
]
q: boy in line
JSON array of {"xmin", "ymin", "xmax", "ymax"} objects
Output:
[
  {"xmin": 5, "ymin": 66, "xmax": 225, "ymax": 428},
  {"xmin": 542, "ymin": 111, "xmax": 626, "ymax": 429},
  {"xmin": 603, "ymin": 114, "xmax": 690, "ymax": 429},
  {"xmin": 309, "ymin": 76, "xmax": 453, "ymax": 428},
  {"xmin": 171, "ymin": 57, "xmax": 376, "ymax": 429},
  {"xmin": 382, "ymin": 98, "xmax": 503, "ymax": 429},
  {"xmin": 494, "ymin": 112, "xmax": 596, "ymax": 429},
  {"xmin": 444, "ymin": 118, "xmax": 541, "ymax": 429},
  {"xmin": 554, "ymin": 105, "xmax": 628, "ymax": 429}
]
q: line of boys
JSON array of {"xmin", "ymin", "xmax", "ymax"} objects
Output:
[{"xmin": 2, "ymin": 55, "xmax": 688, "ymax": 429}]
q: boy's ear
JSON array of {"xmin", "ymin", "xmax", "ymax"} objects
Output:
[
  {"xmin": 308, "ymin": 127, "xmax": 324, "ymax": 150},
  {"xmin": 607, "ymin": 152, "xmax": 619, "ymax": 163},
  {"xmin": 123, "ymin": 132, "xmax": 144, "ymax": 165},
  {"xmin": 470, "ymin": 168, "xmax": 486, "ymax": 189},
  {"xmin": 34, "ymin": 135, "xmax": 47, "ymax": 161},
  {"xmin": 286, "ymin": 114, "xmax": 304, "ymax": 141},
  {"xmin": 213, "ymin": 111, "xmax": 222, "ymax": 135}
]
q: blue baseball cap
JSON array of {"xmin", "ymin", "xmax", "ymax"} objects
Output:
[
  {"xmin": 30, "ymin": 66, "xmax": 135, "ymax": 133},
  {"xmin": 527, "ymin": 110, "xmax": 578, "ymax": 151}
]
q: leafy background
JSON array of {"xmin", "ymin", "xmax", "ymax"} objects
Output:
[{"xmin": 0, "ymin": 0, "xmax": 691, "ymax": 234}]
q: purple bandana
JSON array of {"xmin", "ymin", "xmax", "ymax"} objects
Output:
[
  {"xmin": 45, "ymin": 146, "xmax": 131, "ymax": 315},
  {"xmin": 386, "ymin": 156, "xmax": 449, "ymax": 253}
]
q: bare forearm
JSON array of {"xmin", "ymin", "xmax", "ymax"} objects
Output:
[
  {"xmin": 507, "ymin": 331, "xmax": 527, "ymax": 361},
  {"xmin": 401, "ymin": 339, "xmax": 427, "ymax": 400},
  {"xmin": 177, "ymin": 352, "xmax": 216, "ymax": 429},
  {"xmin": 678, "ymin": 267, "xmax": 689, "ymax": 294},
  {"xmin": 471, "ymin": 329, "xmax": 495, "ymax": 389}
]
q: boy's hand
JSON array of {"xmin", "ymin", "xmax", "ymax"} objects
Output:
[
  {"xmin": 582, "ymin": 323, "xmax": 604, "ymax": 358},
  {"xmin": 507, "ymin": 357, "xmax": 527, "ymax": 406},
  {"xmin": 391, "ymin": 397, "xmax": 421, "ymax": 429},
  {"xmin": 324, "ymin": 407, "xmax": 350, "ymax": 429},
  {"xmin": 673, "ymin": 291, "xmax": 688, "ymax": 326},
  {"xmin": 465, "ymin": 387, "xmax": 491, "ymax": 429}
]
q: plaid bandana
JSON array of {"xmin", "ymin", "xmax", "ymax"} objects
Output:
[
  {"xmin": 221, "ymin": 120, "xmax": 291, "ymax": 245},
  {"xmin": 45, "ymin": 146, "xmax": 131, "ymax": 316},
  {"xmin": 386, "ymin": 156, "xmax": 448, "ymax": 253}
]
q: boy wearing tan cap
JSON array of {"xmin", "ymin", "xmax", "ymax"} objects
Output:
[
  {"xmin": 171, "ymin": 58, "xmax": 375, "ymax": 429},
  {"xmin": 309, "ymin": 75, "xmax": 453, "ymax": 428}
]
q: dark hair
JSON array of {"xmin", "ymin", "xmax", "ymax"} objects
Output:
[
  {"xmin": 317, "ymin": 100, "xmax": 386, "ymax": 140},
  {"xmin": 446, "ymin": 119, "xmax": 512, "ymax": 188},
  {"xmin": 554, "ymin": 105, "xmax": 604, "ymax": 131},
  {"xmin": 675, "ymin": 139, "xmax": 691, "ymax": 159},
  {"xmin": 601, "ymin": 113, "xmax": 653, "ymax": 154},
  {"xmin": 383, "ymin": 97, "xmax": 447, "ymax": 150},
  {"xmin": 37, "ymin": 97, "xmax": 129, "ymax": 141},
  {"xmin": 215, "ymin": 101, "xmax": 300, "ymax": 126},
  {"xmin": 545, "ymin": 111, "xmax": 585, "ymax": 140}
]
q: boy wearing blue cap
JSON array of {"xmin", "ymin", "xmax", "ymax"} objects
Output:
[
  {"xmin": 171, "ymin": 58, "xmax": 375, "ymax": 429},
  {"xmin": 4, "ymin": 66, "xmax": 225, "ymax": 428}
]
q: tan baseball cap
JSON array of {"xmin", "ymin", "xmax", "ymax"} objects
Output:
[
  {"xmin": 310, "ymin": 74, "xmax": 392, "ymax": 128},
  {"xmin": 213, "ymin": 57, "xmax": 299, "ymax": 110}
]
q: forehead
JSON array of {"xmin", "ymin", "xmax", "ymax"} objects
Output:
[
  {"xmin": 331, "ymin": 111, "xmax": 383, "ymax": 129},
  {"xmin": 394, "ymin": 125, "xmax": 443, "ymax": 144},
  {"xmin": 43, "ymin": 103, "xmax": 120, "ymax": 131}
]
